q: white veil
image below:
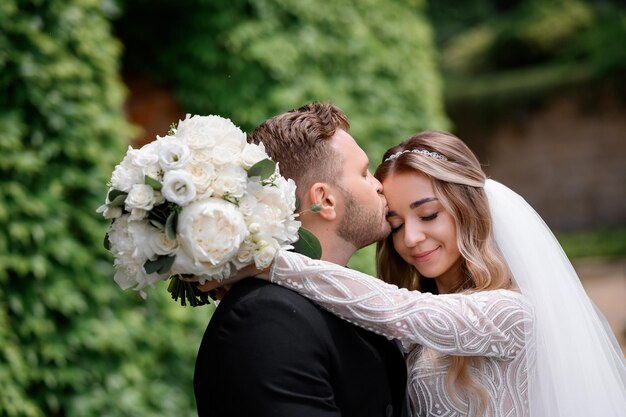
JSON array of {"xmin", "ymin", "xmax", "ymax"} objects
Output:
[{"xmin": 484, "ymin": 179, "xmax": 626, "ymax": 417}]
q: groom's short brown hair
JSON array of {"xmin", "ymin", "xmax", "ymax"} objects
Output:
[{"xmin": 248, "ymin": 102, "xmax": 350, "ymax": 201}]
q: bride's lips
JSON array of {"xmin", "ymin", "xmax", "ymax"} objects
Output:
[{"xmin": 412, "ymin": 247, "xmax": 439, "ymax": 263}]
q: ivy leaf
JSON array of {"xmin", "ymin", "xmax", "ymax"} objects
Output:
[
  {"xmin": 145, "ymin": 175, "xmax": 162, "ymax": 191},
  {"xmin": 165, "ymin": 210, "xmax": 178, "ymax": 240},
  {"xmin": 292, "ymin": 227, "xmax": 322, "ymax": 260},
  {"xmin": 144, "ymin": 255, "xmax": 176, "ymax": 275},
  {"xmin": 247, "ymin": 159, "xmax": 276, "ymax": 180}
]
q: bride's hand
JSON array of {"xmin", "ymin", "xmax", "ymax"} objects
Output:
[{"xmin": 196, "ymin": 263, "xmax": 270, "ymax": 293}]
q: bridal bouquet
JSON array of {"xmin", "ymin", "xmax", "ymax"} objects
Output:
[{"xmin": 98, "ymin": 115, "xmax": 307, "ymax": 306}]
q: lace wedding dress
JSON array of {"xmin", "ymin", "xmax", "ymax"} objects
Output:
[{"xmin": 268, "ymin": 250, "xmax": 535, "ymax": 417}]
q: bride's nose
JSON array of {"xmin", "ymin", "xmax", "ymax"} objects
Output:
[{"xmin": 403, "ymin": 220, "xmax": 426, "ymax": 247}]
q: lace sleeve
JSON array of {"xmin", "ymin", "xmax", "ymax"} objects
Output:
[{"xmin": 270, "ymin": 251, "xmax": 533, "ymax": 358}]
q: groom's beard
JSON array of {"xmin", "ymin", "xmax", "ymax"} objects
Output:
[{"xmin": 336, "ymin": 188, "xmax": 390, "ymax": 249}]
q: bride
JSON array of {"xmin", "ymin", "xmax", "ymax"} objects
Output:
[{"xmin": 214, "ymin": 131, "xmax": 626, "ymax": 416}]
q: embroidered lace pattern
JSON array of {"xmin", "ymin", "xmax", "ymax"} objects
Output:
[{"xmin": 269, "ymin": 251, "xmax": 535, "ymax": 417}]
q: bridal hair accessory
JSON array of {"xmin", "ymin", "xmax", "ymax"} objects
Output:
[
  {"xmin": 484, "ymin": 179, "xmax": 626, "ymax": 417},
  {"xmin": 98, "ymin": 115, "xmax": 302, "ymax": 306},
  {"xmin": 384, "ymin": 148, "xmax": 448, "ymax": 162}
]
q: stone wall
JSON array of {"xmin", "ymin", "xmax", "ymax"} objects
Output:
[{"xmin": 452, "ymin": 89, "xmax": 626, "ymax": 232}]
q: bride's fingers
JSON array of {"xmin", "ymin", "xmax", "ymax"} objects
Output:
[
  {"xmin": 195, "ymin": 263, "xmax": 268, "ymax": 293},
  {"xmin": 196, "ymin": 280, "xmax": 224, "ymax": 293}
]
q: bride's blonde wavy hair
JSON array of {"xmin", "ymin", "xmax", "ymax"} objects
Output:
[{"xmin": 375, "ymin": 130, "xmax": 513, "ymax": 413}]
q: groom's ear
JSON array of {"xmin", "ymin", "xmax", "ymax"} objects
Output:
[{"xmin": 308, "ymin": 182, "xmax": 338, "ymax": 221}]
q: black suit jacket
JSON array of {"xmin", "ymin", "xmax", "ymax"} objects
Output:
[{"xmin": 194, "ymin": 278, "xmax": 408, "ymax": 417}]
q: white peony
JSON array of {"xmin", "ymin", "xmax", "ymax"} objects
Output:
[
  {"xmin": 212, "ymin": 164, "xmax": 248, "ymax": 199},
  {"xmin": 125, "ymin": 184, "xmax": 156, "ymax": 211},
  {"xmin": 175, "ymin": 115, "xmax": 226, "ymax": 150},
  {"xmin": 177, "ymin": 198, "xmax": 248, "ymax": 269},
  {"xmin": 161, "ymin": 169, "xmax": 196, "ymax": 206},
  {"xmin": 158, "ymin": 136, "xmax": 192, "ymax": 171}
]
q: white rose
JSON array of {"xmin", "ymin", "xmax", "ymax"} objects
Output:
[
  {"xmin": 111, "ymin": 146, "xmax": 144, "ymax": 192},
  {"xmin": 148, "ymin": 228, "xmax": 179, "ymax": 256},
  {"xmin": 125, "ymin": 184, "xmax": 156, "ymax": 211},
  {"xmin": 253, "ymin": 239, "xmax": 279, "ymax": 269},
  {"xmin": 212, "ymin": 164, "xmax": 247, "ymax": 199},
  {"xmin": 161, "ymin": 169, "xmax": 197, "ymax": 206},
  {"xmin": 234, "ymin": 239, "xmax": 256, "ymax": 266},
  {"xmin": 177, "ymin": 198, "xmax": 248, "ymax": 269},
  {"xmin": 240, "ymin": 142, "xmax": 268, "ymax": 168},
  {"xmin": 158, "ymin": 137, "xmax": 191, "ymax": 171},
  {"xmin": 129, "ymin": 208, "xmax": 148, "ymax": 221},
  {"xmin": 188, "ymin": 162, "xmax": 215, "ymax": 195}
]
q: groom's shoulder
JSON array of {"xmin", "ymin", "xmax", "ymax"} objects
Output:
[
  {"xmin": 212, "ymin": 277, "xmax": 343, "ymax": 332},
  {"xmin": 217, "ymin": 278, "xmax": 325, "ymax": 316}
]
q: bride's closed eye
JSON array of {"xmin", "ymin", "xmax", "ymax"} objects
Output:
[{"xmin": 420, "ymin": 212, "xmax": 438, "ymax": 221}]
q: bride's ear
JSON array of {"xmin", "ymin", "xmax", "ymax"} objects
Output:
[{"xmin": 307, "ymin": 182, "xmax": 337, "ymax": 221}]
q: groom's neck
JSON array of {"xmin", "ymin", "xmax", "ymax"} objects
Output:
[{"xmin": 319, "ymin": 235, "xmax": 357, "ymax": 267}]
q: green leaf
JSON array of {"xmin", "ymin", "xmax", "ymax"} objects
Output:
[
  {"xmin": 104, "ymin": 233, "xmax": 111, "ymax": 250},
  {"xmin": 247, "ymin": 159, "xmax": 276, "ymax": 180},
  {"xmin": 165, "ymin": 210, "xmax": 178, "ymax": 240},
  {"xmin": 108, "ymin": 193, "xmax": 127, "ymax": 207},
  {"xmin": 292, "ymin": 227, "xmax": 322, "ymax": 260},
  {"xmin": 149, "ymin": 219, "xmax": 165, "ymax": 230},
  {"xmin": 144, "ymin": 175, "xmax": 162, "ymax": 191},
  {"xmin": 107, "ymin": 189, "xmax": 126, "ymax": 201},
  {"xmin": 143, "ymin": 255, "xmax": 176, "ymax": 275}
]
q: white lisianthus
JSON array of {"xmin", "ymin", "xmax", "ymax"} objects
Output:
[
  {"xmin": 240, "ymin": 142, "xmax": 268, "ymax": 168},
  {"xmin": 111, "ymin": 146, "xmax": 144, "ymax": 192},
  {"xmin": 161, "ymin": 169, "xmax": 196, "ymax": 206},
  {"xmin": 177, "ymin": 198, "xmax": 248, "ymax": 268},
  {"xmin": 212, "ymin": 164, "xmax": 247, "ymax": 199},
  {"xmin": 159, "ymin": 137, "xmax": 191, "ymax": 171},
  {"xmin": 125, "ymin": 184, "xmax": 156, "ymax": 211}
]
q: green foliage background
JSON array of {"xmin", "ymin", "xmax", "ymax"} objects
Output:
[
  {"xmin": 115, "ymin": 0, "xmax": 448, "ymax": 158},
  {"xmin": 0, "ymin": 1, "xmax": 209, "ymax": 416}
]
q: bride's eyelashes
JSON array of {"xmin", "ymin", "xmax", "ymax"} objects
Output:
[
  {"xmin": 389, "ymin": 212, "xmax": 439, "ymax": 233},
  {"xmin": 421, "ymin": 212, "xmax": 438, "ymax": 221}
]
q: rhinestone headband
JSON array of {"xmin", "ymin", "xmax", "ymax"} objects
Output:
[{"xmin": 384, "ymin": 149, "xmax": 448, "ymax": 162}]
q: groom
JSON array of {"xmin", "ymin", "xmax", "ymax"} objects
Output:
[{"xmin": 194, "ymin": 102, "xmax": 408, "ymax": 417}]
